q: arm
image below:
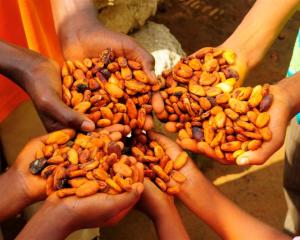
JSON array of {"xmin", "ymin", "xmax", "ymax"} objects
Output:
[
  {"xmin": 139, "ymin": 179, "xmax": 190, "ymax": 240},
  {"xmin": 235, "ymin": 72, "xmax": 300, "ymax": 165},
  {"xmin": 178, "ymin": 169, "xmax": 290, "ymax": 240},
  {"xmin": 16, "ymin": 184, "xmax": 144, "ymax": 240},
  {"xmin": 148, "ymin": 131, "xmax": 290, "ymax": 240},
  {"xmin": 50, "ymin": 0, "xmax": 156, "ymax": 82},
  {"xmin": 221, "ymin": 0, "xmax": 300, "ymax": 69},
  {"xmin": 0, "ymin": 40, "xmax": 94, "ymax": 131},
  {"xmin": 0, "ymin": 130, "xmax": 76, "ymax": 222},
  {"xmin": 0, "ymin": 169, "xmax": 32, "ymax": 222},
  {"xmin": 0, "ymin": 40, "xmax": 44, "ymax": 88}
]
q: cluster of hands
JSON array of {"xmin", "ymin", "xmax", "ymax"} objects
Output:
[
  {"xmin": 5, "ymin": 127, "xmax": 194, "ymax": 239},
  {"xmin": 1, "ymin": 2, "xmax": 298, "ymax": 239}
]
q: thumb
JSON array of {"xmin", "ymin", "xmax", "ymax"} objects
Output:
[
  {"xmin": 136, "ymin": 50, "xmax": 157, "ymax": 85},
  {"xmin": 41, "ymin": 95, "xmax": 95, "ymax": 132},
  {"xmin": 108, "ymin": 183, "xmax": 144, "ymax": 216}
]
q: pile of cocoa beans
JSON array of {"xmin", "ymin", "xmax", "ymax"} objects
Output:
[
  {"xmin": 156, "ymin": 48, "xmax": 273, "ymax": 162},
  {"xmin": 61, "ymin": 48, "xmax": 160, "ymax": 129},
  {"xmin": 126, "ymin": 130, "xmax": 188, "ymax": 194},
  {"xmin": 29, "ymin": 130, "xmax": 144, "ymax": 198}
]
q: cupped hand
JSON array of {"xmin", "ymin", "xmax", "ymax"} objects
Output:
[
  {"xmin": 61, "ymin": 23, "xmax": 156, "ymax": 131},
  {"xmin": 148, "ymin": 131, "xmax": 200, "ymax": 192},
  {"xmin": 11, "ymin": 125, "xmax": 132, "ymax": 204},
  {"xmin": 177, "ymin": 84, "xmax": 291, "ymax": 165},
  {"xmin": 24, "ymin": 56, "xmax": 95, "ymax": 132},
  {"xmin": 46, "ymin": 182, "xmax": 144, "ymax": 230},
  {"xmin": 235, "ymin": 84, "xmax": 291, "ymax": 165},
  {"xmin": 192, "ymin": 46, "xmax": 248, "ymax": 85},
  {"xmin": 11, "ymin": 129, "xmax": 76, "ymax": 203},
  {"xmin": 154, "ymin": 46, "xmax": 248, "ymax": 131}
]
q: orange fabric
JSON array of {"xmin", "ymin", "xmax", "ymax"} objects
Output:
[{"xmin": 0, "ymin": 0, "xmax": 63, "ymax": 122}]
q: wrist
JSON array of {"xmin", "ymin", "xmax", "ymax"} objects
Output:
[
  {"xmin": 51, "ymin": 0, "xmax": 104, "ymax": 49},
  {"xmin": 276, "ymin": 73, "xmax": 300, "ymax": 117},
  {"xmin": 17, "ymin": 197, "xmax": 74, "ymax": 240},
  {"xmin": 8, "ymin": 167, "xmax": 35, "ymax": 206},
  {"xmin": 152, "ymin": 202, "xmax": 179, "ymax": 224},
  {"xmin": 0, "ymin": 169, "xmax": 32, "ymax": 222},
  {"xmin": 0, "ymin": 41, "xmax": 53, "ymax": 89}
]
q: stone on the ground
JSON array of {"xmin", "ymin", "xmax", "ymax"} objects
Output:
[
  {"xmin": 130, "ymin": 21, "xmax": 186, "ymax": 75},
  {"xmin": 95, "ymin": 0, "xmax": 159, "ymax": 34}
]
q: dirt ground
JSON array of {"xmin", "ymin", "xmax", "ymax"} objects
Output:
[{"xmin": 103, "ymin": 1, "xmax": 300, "ymax": 239}]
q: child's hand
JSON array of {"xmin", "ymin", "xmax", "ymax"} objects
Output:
[
  {"xmin": 12, "ymin": 124, "xmax": 131, "ymax": 204},
  {"xmin": 148, "ymin": 131, "xmax": 200, "ymax": 194},
  {"xmin": 16, "ymin": 183, "xmax": 144, "ymax": 240},
  {"xmin": 11, "ymin": 129, "xmax": 75, "ymax": 203}
]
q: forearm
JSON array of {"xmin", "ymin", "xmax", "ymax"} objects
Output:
[
  {"xmin": 0, "ymin": 169, "xmax": 32, "ymax": 222},
  {"xmin": 50, "ymin": 0, "xmax": 102, "ymax": 39},
  {"xmin": 277, "ymin": 71, "xmax": 300, "ymax": 117},
  {"xmin": 222, "ymin": 0, "xmax": 299, "ymax": 69},
  {"xmin": 0, "ymin": 40, "xmax": 41, "ymax": 88},
  {"xmin": 178, "ymin": 169, "xmax": 290, "ymax": 240},
  {"xmin": 16, "ymin": 201, "xmax": 73, "ymax": 240},
  {"xmin": 153, "ymin": 204, "xmax": 190, "ymax": 240}
]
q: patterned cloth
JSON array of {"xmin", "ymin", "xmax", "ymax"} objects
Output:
[{"xmin": 287, "ymin": 29, "xmax": 300, "ymax": 123}]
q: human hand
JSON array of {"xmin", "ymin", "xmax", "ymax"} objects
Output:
[
  {"xmin": 154, "ymin": 46, "xmax": 248, "ymax": 131},
  {"xmin": 50, "ymin": 182, "xmax": 144, "ymax": 229},
  {"xmin": 59, "ymin": 19, "xmax": 159, "ymax": 130},
  {"xmin": 16, "ymin": 182, "xmax": 143, "ymax": 240},
  {"xmin": 147, "ymin": 131, "xmax": 200, "ymax": 193},
  {"xmin": 25, "ymin": 58, "xmax": 97, "ymax": 132},
  {"xmin": 234, "ymin": 84, "xmax": 291, "ymax": 165},
  {"xmin": 12, "ymin": 124, "xmax": 131, "ymax": 204},
  {"xmin": 138, "ymin": 178, "xmax": 174, "ymax": 220},
  {"xmin": 0, "ymin": 40, "xmax": 95, "ymax": 132},
  {"xmin": 213, "ymin": 45, "xmax": 249, "ymax": 86},
  {"xmin": 11, "ymin": 129, "xmax": 76, "ymax": 203},
  {"xmin": 177, "ymin": 84, "xmax": 290, "ymax": 165}
]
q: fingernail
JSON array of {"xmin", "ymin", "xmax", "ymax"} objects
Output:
[
  {"xmin": 81, "ymin": 120, "xmax": 95, "ymax": 131},
  {"xmin": 237, "ymin": 157, "xmax": 249, "ymax": 166}
]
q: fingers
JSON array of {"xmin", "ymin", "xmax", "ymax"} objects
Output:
[
  {"xmin": 236, "ymin": 93, "xmax": 288, "ymax": 165},
  {"xmin": 148, "ymin": 131, "xmax": 180, "ymax": 151},
  {"xmin": 152, "ymin": 92, "xmax": 165, "ymax": 114},
  {"xmin": 102, "ymin": 124, "xmax": 131, "ymax": 136},
  {"xmin": 197, "ymin": 142, "xmax": 217, "ymax": 159},
  {"xmin": 109, "ymin": 132, "xmax": 123, "ymax": 142},
  {"xmin": 136, "ymin": 50, "xmax": 156, "ymax": 85},
  {"xmin": 105, "ymin": 183, "xmax": 144, "ymax": 216},
  {"xmin": 236, "ymin": 138, "xmax": 284, "ymax": 166},
  {"xmin": 148, "ymin": 131, "xmax": 182, "ymax": 160},
  {"xmin": 41, "ymin": 95, "xmax": 95, "ymax": 132},
  {"xmin": 38, "ymin": 129, "xmax": 76, "ymax": 143}
]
